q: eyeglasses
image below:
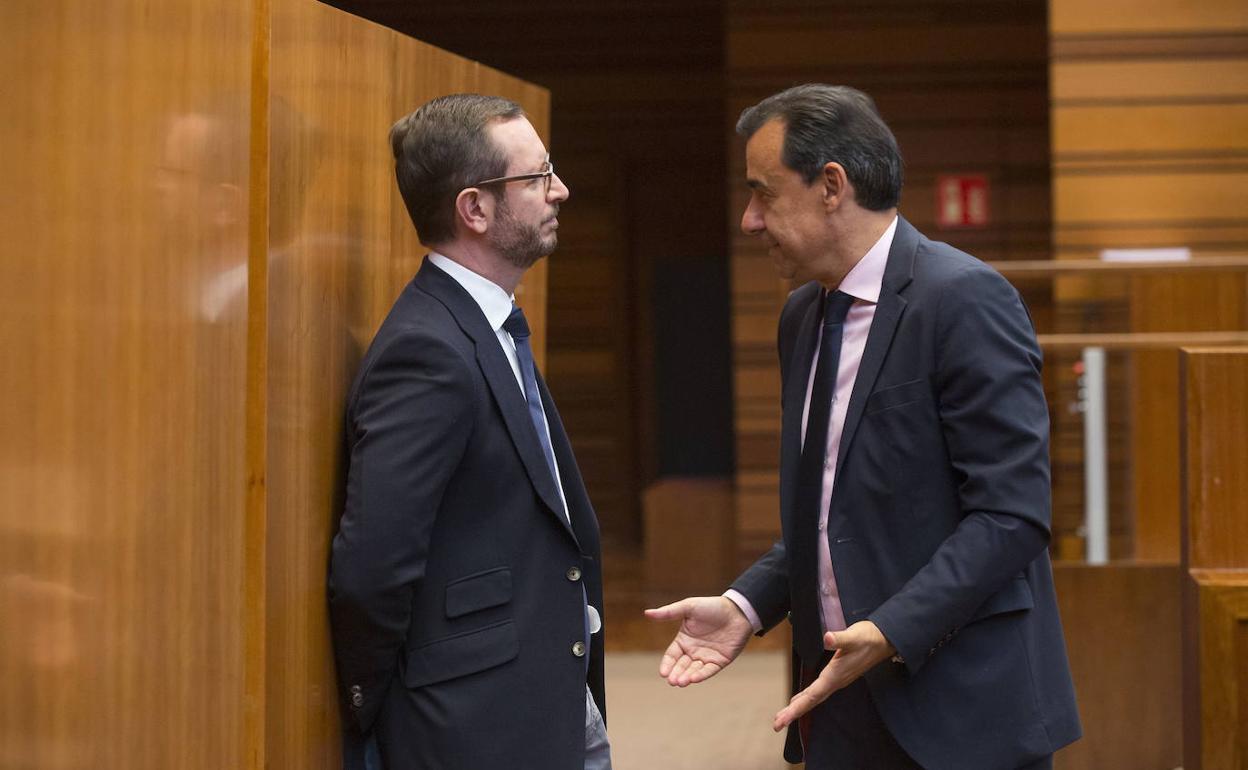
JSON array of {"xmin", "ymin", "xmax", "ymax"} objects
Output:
[{"xmin": 469, "ymin": 160, "xmax": 555, "ymax": 195}]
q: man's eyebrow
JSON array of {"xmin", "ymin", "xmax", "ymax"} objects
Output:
[{"xmin": 746, "ymin": 178, "xmax": 769, "ymax": 192}]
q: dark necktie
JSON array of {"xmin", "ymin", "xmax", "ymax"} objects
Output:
[
  {"xmin": 791, "ymin": 290, "xmax": 854, "ymax": 661},
  {"xmin": 504, "ymin": 305, "xmax": 592, "ymax": 668},
  {"xmin": 503, "ymin": 305, "xmax": 561, "ymax": 503}
]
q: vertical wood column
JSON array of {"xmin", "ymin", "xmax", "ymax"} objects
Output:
[{"xmin": 1180, "ymin": 348, "xmax": 1248, "ymax": 770}]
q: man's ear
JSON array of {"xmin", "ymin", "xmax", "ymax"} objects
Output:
[
  {"xmin": 454, "ymin": 187, "xmax": 492, "ymax": 236},
  {"xmin": 821, "ymin": 162, "xmax": 851, "ymax": 213}
]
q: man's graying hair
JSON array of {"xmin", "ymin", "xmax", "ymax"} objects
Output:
[
  {"xmin": 390, "ymin": 94, "xmax": 525, "ymax": 245},
  {"xmin": 737, "ymin": 84, "xmax": 903, "ymax": 211}
]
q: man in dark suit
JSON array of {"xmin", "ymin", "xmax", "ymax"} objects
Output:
[
  {"xmin": 646, "ymin": 84, "xmax": 1080, "ymax": 769},
  {"xmin": 329, "ymin": 94, "xmax": 610, "ymax": 769}
]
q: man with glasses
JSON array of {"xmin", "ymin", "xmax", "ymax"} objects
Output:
[{"xmin": 330, "ymin": 94, "xmax": 610, "ymax": 770}]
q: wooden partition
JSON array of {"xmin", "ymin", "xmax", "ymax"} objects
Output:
[
  {"xmin": 0, "ymin": 2, "xmax": 256, "ymax": 767},
  {"xmin": 0, "ymin": 2, "xmax": 548, "ymax": 767},
  {"xmin": 1052, "ymin": 563, "xmax": 1182, "ymax": 770},
  {"xmin": 642, "ymin": 477, "xmax": 735, "ymax": 603},
  {"xmin": 1180, "ymin": 348, "xmax": 1248, "ymax": 770},
  {"xmin": 263, "ymin": 2, "xmax": 549, "ymax": 766}
]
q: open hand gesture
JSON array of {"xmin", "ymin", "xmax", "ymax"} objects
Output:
[{"xmin": 644, "ymin": 596, "xmax": 753, "ymax": 687}]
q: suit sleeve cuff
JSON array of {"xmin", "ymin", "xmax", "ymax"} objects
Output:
[{"xmin": 723, "ymin": 589, "xmax": 763, "ymax": 634}]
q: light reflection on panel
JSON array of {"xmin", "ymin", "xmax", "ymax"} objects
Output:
[
  {"xmin": 264, "ymin": 1, "xmax": 553, "ymax": 765},
  {"xmin": 0, "ymin": 1, "xmax": 251, "ymax": 769},
  {"xmin": 265, "ymin": 2, "xmax": 397, "ymax": 765}
]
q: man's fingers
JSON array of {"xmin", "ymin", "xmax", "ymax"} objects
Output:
[
  {"xmin": 772, "ymin": 689, "xmax": 819, "ymax": 732},
  {"xmin": 643, "ymin": 599, "xmax": 688, "ymax": 621},
  {"xmin": 772, "ymin": 671, "xmax": 837, "ymax": 731},
  {"xmin": 675, "ymin": 659, "xmax": 705, "ymax": 687},
  {"xmin": 686, "ymin": 661, "xmax": 721, "ymax": 684},
  {"xmin": 657, "ymin": 642, "xmax": 682, "ymax": 678},
  {"xmin": 666, "ymin": 652, "xmax": 696, "ymax": 686},
  {"xmin": 773, "ymin": 690, "xmax": 819, "ymax": 732}
]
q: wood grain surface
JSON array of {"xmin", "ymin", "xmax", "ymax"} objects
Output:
[{"xmin": 0, "ymin": 1, "xmax": 550, "ymax": 767}]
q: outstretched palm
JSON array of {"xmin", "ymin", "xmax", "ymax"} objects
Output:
[{"xmin": 644, "ymin": 596, "xmax": 753, "ymax": 687}]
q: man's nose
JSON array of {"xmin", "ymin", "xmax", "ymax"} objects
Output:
[
  {"xmin": 741, "ymin": 198, "xmax": 764, "ymax": 234},
  {"xmin": 549, "ymin": 172, "xmax": 569, "ymax": 203}
]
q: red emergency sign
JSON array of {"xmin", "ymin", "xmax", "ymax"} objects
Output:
[{"xmin": 936, "ymin": 174, "xmax": 989, "ymax": 228}]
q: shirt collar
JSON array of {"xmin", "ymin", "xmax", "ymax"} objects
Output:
[
  {"xmin": 428, "ymin": 252, "xmax": 515, "ymax": 332},
  {"xmin": 836, "ymin": 215, "xmax": 897, "ymax": 304}
]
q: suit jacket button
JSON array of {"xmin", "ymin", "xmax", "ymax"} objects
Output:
[
  {"xmin": 572, "ymin": 641, "xmax": 586, "ymax": 657},
  {"xmin": 350, "ymin": 692, "xmax": 364, "ymax": 708},
  {"xmin": 566, "ymin": 566, "xmax": 582, "ymax": 582}
]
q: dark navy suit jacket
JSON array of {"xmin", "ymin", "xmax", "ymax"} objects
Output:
[
  {"xmin": 732, "ymin": 217, "xmax": 1081, "ymax": 769},
  {"xmin": 329, "ymin": 258, "xmax": 605, "ymax": 769}
]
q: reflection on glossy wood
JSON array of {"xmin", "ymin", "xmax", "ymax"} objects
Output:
[
  {"xmin": 0, "ymin": 0, "xmax": 548, "ymax": 766},
  {"xmin": 0, "ymin": 1, "xmax": 254, "ymax": 767},
  {"xmin": 264, "ymin": 1, "xmax": 552, "ymax": 766},
  {"xmin": 265, "ymin": 4, "xmax": 395, "ymax": 766}
]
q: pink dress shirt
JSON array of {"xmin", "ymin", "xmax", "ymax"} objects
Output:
[{"xmin": 728, "ymin": 216, "xmax": 898, "ymax": 634}]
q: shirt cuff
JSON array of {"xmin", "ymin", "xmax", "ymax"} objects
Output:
[{"xmin": 723, "ymin": 589, "xmax": 763, "ymax": 634}]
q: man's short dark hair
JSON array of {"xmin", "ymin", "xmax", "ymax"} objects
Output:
[
  {"xmin": 390, "ymin": 94, "xmax": 525, "ymax": 245},
  {"xmin": 736, "ymin": 84, "xmax": 903, "ymax": 211}
]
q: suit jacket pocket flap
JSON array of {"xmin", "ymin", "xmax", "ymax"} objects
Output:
[
  {"xmin": 967, "ymin": 576, "xmax": 1034, "ymax": 624},
  {"xmin": 445, "ymin": 567, "xmax": 512, "ymax": 619},
  {"xmin": 405, "ymin": 620, "xmax": 519, "ymax": 688},
  {"xmin": 865, "ymin": 378, "xmax": 930, "ymax": 414}
]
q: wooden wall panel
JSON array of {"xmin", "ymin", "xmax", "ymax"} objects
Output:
[
  {"xmin": 0, "ymin": 1, "xmax": 255, "ymax": 767},
  {"xmin": 1180, "ymin": 349, "xmax": 1248, "ymax": 570},
  {"xmin": 642, "ymin": 478, "xmax": 735, "ymax": 602},
  {"xmin": 1180, "ymin": 348, "xmax": 1248, "ymax": 770},
  {"xmin": 1050, "ymin": 0, "xmax": 1248, "ymax": 36},
  {"xmin": 1050, "ymin": 0, "xmax": 1248, "ymax": 561},
  {"xmin": 265, "ymin": 4, "xmax": 396, "ymax": 766},
  {"xmin": 0, "ymin": 1, "xmax": 549, "ymax": 766},
  {"xmin": 1053, "ymin": 564, "xmax": 1182, "ymax": 770},
  {"xmin": 727, "ymin": 0, "xmax": 1053, "ymax": 563},
  {"xmin": 1130, "ymin": 283, "xmax": 1247, "ymax": 561},
  {"xmin": 263, "ymin": 2, "xmax": 551, "ymax": 767}
]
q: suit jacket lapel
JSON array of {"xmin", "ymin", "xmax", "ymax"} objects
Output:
[
  {"xmin": 537, "ymin": 371, "xmax": 589, "ymax": 549},
  {"xmin": 779, "ymin": 290, "xmax": 821, "ymax": 529},
  {"xmin": 414, "ymin": 259, "xmax": 569, "ymax": 524},
  {"xmin": 833, "ymin": 217, "xmax": 918, "ymax": 484},
  {"xmin": 475, "ymin": 341, "xmax": 570, "ymax": 524}
]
